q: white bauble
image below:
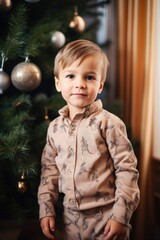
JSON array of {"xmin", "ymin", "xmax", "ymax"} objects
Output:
[{"xmin": 51, "ymin": 31, "xmax": 66, "ymax": 48}]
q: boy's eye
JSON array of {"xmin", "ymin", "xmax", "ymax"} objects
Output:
[
  {"xmin": 86, "ymin": 75, "xmax": 95, "ymax": 80},
  {"xmin": 66, "ymin": 74, "xmax": 74, "ymax": 79}
]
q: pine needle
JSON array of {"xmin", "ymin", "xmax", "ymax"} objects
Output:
[
  {"xmin": 2, "ymin": 3, "xmax": 27, "ymax": 59},
  {"xmin": 0, "ymin": 125, "xmax": 30, "ymax": 161}
]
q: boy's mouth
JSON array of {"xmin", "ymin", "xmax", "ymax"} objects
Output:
[{"xmin": 71, "ymin": 93, "xmax": 87, "ymax": 96}]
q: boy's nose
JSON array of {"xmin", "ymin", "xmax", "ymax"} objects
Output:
[{"xmin": 75, "ymin": 78, "xmax": 86, "ymax": 88}]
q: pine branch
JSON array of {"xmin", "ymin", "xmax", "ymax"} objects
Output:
[
  {"xmin": 24, "ymin": 19, "xmax": 63, "ymax": 57},
  {"xmin": 12, "ymin": 94, "xmax": 33, "ymax": 111},
  {"xmin": 1, "ymin": 3, "xmax": 27, "ymax": 59},
  {"xmin": 21, "ymin": 157, "xmax": 40, "ymax": 176},
  {"xmin": 0, "ymin": 94, "xmax": 33, "ymax": 131},
  {"xmin": 0, "ymin": 125, "xmax": 30, "ymax": 161}
]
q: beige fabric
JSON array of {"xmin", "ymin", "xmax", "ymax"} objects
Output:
[
  {"xmin": 117, "ymin": 0, "xmax": 147, "ymax": 139},
  {"xmin": 63, "ymin": 206, "xmax": 130, "ymax": 240},
  {"xmin": 117, "ymin": 0, "xmax": 156, "ymax": 238},
  {"xmin": 38, "ymin": 100, "xmax": 140, "ymax": 231}
]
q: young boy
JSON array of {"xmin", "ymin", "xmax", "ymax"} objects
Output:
[{"xmin": 38, "ymin": 39, "xmax": 140, "ymax": 240}]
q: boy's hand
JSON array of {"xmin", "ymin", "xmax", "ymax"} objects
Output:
[
  {"xmin": 40, "ymin": 216, "xmax": 55, "ymax": 239},
  {"xmin": 104, "ymin": 219, "xmax": 128, "ymax": 240}
]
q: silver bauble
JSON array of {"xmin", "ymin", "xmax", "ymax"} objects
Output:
[
  {"xmin": 11, "ymin": 62, "xmax": 42, "ymax": 92},
  {"xmin": 0, "ymin": 69, "xmax": 10, "ymax": 94},
  {"xmin": 51, "ymin": 31, "xmax": 66, "ymax": 48}
]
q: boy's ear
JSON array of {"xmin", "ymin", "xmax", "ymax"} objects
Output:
[
  {"xmin": 55, "ymin": 77, "xmax": 61, "ymax": 92},
  {"xmin": 98, "ymin": 82, "xmax": 104, "ymax": 94}
]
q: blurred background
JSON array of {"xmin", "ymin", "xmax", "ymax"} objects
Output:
[{"xmin": 0, "ymin": 0, "xmax": 159, "ymax": 240}]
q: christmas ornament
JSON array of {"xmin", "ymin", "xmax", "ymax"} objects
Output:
[
  {"xmin": 0, "ymin": 69, "xmax": 10, "ymax": 94},
  {"xmin": 0, "ymin": 0, "xmax": 12, "ymax": 11},
  {"xmin": 69, "ymin": 6, "xmax": 85, "ymax": 33},
  {"xmin": 33, "ymin": 92, "xmax": 48, "ymax": 103},
  {"xmin": 0, "ymin": 53, "xmax": 10, "ymax": 94},
  {"xmin": 51, "ymin": 31, "xmax": 66, "ymax": 48},
  {"xmin": 17, "ymin": 173, "xmax": 28, "ymax": 193},
  {"xmin": 11, "ymin": 57, "xmax": 42, "ymax": 92},
  {"xmin": 44, "ymin": 107, "xmax": 49, "ymax": 121}
]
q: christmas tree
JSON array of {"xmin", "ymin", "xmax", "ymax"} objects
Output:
[{"xmin": 0, "ymin": 0, "xmax": 110, "ymax": 221}]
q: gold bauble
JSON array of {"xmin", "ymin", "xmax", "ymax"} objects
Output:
[
  {"xmin": 11, "ymin": 61, "xmax": 42, "ymax": 92},
  {"xmin": 69, "ymin": 15, "xmax": 85, "ymax": 33}
]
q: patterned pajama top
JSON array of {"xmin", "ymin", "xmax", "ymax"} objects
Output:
[{"xmin": 38, "ymin": 99, "xmax": 140, "ymax": 227}]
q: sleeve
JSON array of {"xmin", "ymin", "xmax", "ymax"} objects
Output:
[
  {"xmin": 37, "ymin": 123, "xmax": 60, "ymax": 219},
  {"xmin": 106, "ymin": 118, "xmax": 140, "ymax": 226}
]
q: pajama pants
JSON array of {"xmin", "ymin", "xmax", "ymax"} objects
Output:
[{"xmin": 61, "ymin": 206, "xmax": 130, "ymax": 240}]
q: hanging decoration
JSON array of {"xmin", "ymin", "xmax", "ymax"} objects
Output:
[
  {"xmin": 51, "ymin": 31, "xmax": 66, "ymax": 49},
  {"xmin": 44, "ymin": 106, "xmax": 49, "ymax": 121},
  {"xmin": 69, "ymin": 6, "xmax": 85, "ymax": 33},
  {"xmin": 17, "ymin": 172, "xmax": 28, "ymax": 193},
  {"xmin": 11, "ymin": 55, "xmax": 42, "ymax": 92},
  {"xmin": 0, "ymin": 53, "xmax": 10, "ymax": 94},
  {"xmin": 0, "ymin": 0, "xmax": 12, "ymax": 10}
]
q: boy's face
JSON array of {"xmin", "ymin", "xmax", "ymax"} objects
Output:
[{"xmin": 55, "ymin": 54, "xmax": 104, "ymax": 118}]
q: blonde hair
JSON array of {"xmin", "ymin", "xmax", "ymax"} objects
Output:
[{"xmin": 54, "ymin": 39, "xmax": 109, "ymax": 82}]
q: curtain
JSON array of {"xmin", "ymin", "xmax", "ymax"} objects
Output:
[
  {"xmin": 117, "ymin": 0, "xmax": 156, "ymax": 239},
  {"xmin": 153, "ymin": 0, "xmax": 160, "ymax": 159}
]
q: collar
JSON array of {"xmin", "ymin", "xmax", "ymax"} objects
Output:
[{"xmin": 58, "ymin": 99, "xmax": 103, "ymax": 119}]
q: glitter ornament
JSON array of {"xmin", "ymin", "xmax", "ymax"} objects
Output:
[
  {"xmin": 11, "ymin": 58, "xmax": 42, "ymax": 92},
  {"xmin": 51, "ymin": 31, "xmax": 66, "ymax": 48},
  {"xmin": 17, "ymin": 173, "xmax": 28, "ymax": 193},
  {"xmin": 0, "ymin": 69, "xmax": 10, "ymax": 94},
  {"xmin": 69, "ymin": 6, "xmax": 85, "ymax": 32}
]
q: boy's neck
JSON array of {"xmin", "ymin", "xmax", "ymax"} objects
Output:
[{"xmin": 68, "ymin": 108, "xmax": 84, "ymax": 120}]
